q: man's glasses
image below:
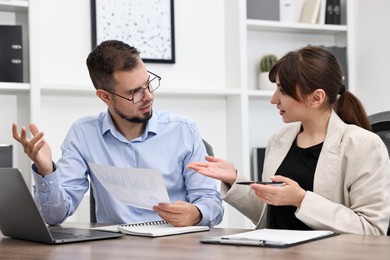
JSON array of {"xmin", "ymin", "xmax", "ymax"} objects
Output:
[{"xmin": 104, "ymin": 70, "xmax": 161, "ymax": 104}]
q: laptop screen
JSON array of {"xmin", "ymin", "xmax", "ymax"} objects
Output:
[{"xmin": 0, "ymin": 168, "xmax": 123, "ymax": 244}]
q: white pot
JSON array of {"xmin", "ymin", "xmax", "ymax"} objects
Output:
[{"xmin": 258, "ymin": 72, "xmax": 275, "ymax": 90}]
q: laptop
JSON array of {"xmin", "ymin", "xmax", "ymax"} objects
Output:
[{"xmin": 0, "ymin": 168, "xmax": 124, "ymax": 244}]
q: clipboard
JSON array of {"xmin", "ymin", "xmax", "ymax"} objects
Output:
[{"xmin": 200, "ymin": 229, "xmax": 338, "ymax": 248}]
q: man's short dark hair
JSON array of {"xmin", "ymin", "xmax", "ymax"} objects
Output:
[{"xmin": 86, "ymin": 40, "xmax": 141, "ymax": 91}]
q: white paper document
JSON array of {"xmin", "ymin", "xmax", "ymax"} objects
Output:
[{"xmin": 89, "ymin": 163, "xmax": 170, "ymax": 210}]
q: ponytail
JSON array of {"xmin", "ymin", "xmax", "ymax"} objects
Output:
[{"xmin": 334, "ymin": 90, "xmax": 372, "ymax": 131}]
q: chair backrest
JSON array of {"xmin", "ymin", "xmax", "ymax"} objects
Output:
[
  {"xmin": 202, "ymin": 138, "xmax": 214, "ymax": 157},
  {"xmin": 368, "ymin": 111, "xmax": 390, "ymax": 236},
  {"xmin": 369, "ymin": 111, "xmax": 390, "ymax": 157},
  {"xmin": 89, "ymin": 138, "xmax": 214, "ymax": 223},
  {"xmin": 0, "ymin": 144, "xmax": 12, "ymax": 168}
]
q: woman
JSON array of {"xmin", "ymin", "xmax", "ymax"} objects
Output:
[{"xmin": 187, "ymin": 46, "xmax": 390, "ymax": 235}]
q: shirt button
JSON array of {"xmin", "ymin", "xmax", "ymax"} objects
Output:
[
  {"xmin": 49, "ymin": 181, "xmax": 53, "ymax": 185},
  {"xmin": 41, "ymin": 183, "xmax": 46, "ymax": 186}
]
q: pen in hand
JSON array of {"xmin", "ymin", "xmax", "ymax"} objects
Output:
[{"xmin": 236, "ymin": 181, "xmax": 286, "ymax": 186}]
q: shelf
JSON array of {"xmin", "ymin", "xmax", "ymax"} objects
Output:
[
  {"xmin": 247, "ymin": 19, "xmax": 347, "ymax": 35},
  {"xmin": 0, "ymin": 0, "xmax": 28, "ymax": 12},
  {"xmin": 41, "ymin": 85, "xmax": 241, "ymax": 98},
  {"xmin": 248, "ymin": 90, "xmax": 274, "ymax": 98},
  {"xmin": 41, "ymin": 86, "xmax": 94, "ymax": 96},
  {"xmin": 0, "ymin": 82, "xmax": 30, "ymax": 93},
  {"xmin": 158, "ymin": 88, "xmax": 241, "ymax": 97}
]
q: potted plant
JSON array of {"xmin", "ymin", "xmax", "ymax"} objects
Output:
[{"xmin": 258, "ymin": 54, "xmax": 278, "ymax": 90}]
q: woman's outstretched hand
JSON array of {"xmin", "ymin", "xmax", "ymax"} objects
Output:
[{"xmin": 187, "ymin": 155, "xmax": 237, "ymax": 185}]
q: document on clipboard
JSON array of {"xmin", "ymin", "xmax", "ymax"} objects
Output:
[
  {"xmin": 201, "ymin": 229, "xmax": 337, "ymax": 248},
  {"xmin": 89, "ymin": 163, "xmax": 170, "ymax": 210}
]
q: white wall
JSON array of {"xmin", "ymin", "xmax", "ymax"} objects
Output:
[
  {"xmin": 351, "ymin": 0, "xmax": 390, "ymax": 115},
  {"xmin": 39, "ymin": 0, "xmax": 225, "ymax": 90}
]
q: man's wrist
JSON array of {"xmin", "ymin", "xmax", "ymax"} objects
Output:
[
  {"xmin": 193, "ymin": 205, "xmax": 203, "ymax": 225},
  {"xmin": 32, "ymin": 162, "xmax": 55, "ymax": 176}
]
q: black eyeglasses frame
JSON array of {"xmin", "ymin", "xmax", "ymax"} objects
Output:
[{"xmin": 103, "ymin": 70, "xmax": 161, "ymax": 104}]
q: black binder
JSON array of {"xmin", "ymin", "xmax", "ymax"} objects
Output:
[
  {"xmin": 322, "ymin": 46, "xmax": 348, "ymax": 88},
  {"xmin": 325, "ymin": 0, "xmax": 334, "ymax": 24},
  {"xmin": 325, "ymin": 0, "xmax": 341, "ymax": 25},
  {"xmin": 333, "ymin": 0, "xmax": 341, "ymax": 24},
  {"xmin": 0, "ymin": 25, "xmax": 23, "ymax": 83}
]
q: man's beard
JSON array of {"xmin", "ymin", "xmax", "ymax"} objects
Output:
[{"xmin": 113, "ymin": 102, "xmax": 152, "ymax": 123}]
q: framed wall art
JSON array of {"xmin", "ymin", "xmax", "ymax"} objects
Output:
[{"xmin": 91, "ymin": 0, "xmax": 175, "ymax": 63}]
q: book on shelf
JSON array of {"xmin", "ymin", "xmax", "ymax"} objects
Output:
[
  {"xmin": 201, "ymin": 228, "xmax": 338, "ymax": 248},
  {"xmin": 279, "ymin": 0, "xmax": 305, "ymax": 23},
  {"xmin": 299, "ymin": 0, "xmax": 322, "ymax": 24},
  {"xmin": 0, "ymin": 25, "xmax": 23, "ymax": 83},
  {"xmin": 93, "ymin": 220, "xmax": 209, "ymax": 237},
  {"xmin": 317, "ymin": 0, "xmax": 327, "ymax": 24}
]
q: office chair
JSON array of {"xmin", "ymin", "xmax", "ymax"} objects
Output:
[
  {"xmin": 0, "ymin": 144, "xmax": 12, "ymax": 168},
  {"xmin": 202, "ymin": 139, "xmax": 214, "ymax": 157},
  {"xmin": 89, "ymin": 139, "xmax": 214, "ymax": 223},
  {"xmin": 369, "ymin": 111, "xmax": 390, "ymax": 156},
  {"xmin": 368, "ymin": 111, "xmax": 390, "ymax": 236}
]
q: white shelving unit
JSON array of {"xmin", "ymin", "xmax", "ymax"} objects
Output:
[{"xmin": 0, "ymin": 0, "xmax": 32, "ymax": 186}]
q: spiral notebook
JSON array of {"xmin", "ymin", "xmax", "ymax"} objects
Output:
[{"xmin": 117, "ymin": 220, "xmax": 209, "ymax": 237}]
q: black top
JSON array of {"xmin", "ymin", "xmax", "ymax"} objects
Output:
[{"xmin": 269, "ymin": 138, "xmax": 323, "ymax": 230}]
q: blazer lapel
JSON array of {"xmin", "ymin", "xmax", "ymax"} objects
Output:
[
  {"xmin": 263, "ymin": 123, "xmax": 301, "ymax": 181},
  {"xmin": 313, "ymin": 111, "xmax": 345, "ymax": 199}
]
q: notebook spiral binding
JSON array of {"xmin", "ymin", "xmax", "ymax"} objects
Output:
[{"xmin": 120, "ymin": 220, "xmax": 169, "ymax": 227}]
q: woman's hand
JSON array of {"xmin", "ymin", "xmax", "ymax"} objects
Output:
[
  {"xmin": 250, "ymin": 175, "xmax": 306, "ymax": 208},
  {"xmin": 186, "ymin": 156, "xmax": 237, "ymax": 185}
]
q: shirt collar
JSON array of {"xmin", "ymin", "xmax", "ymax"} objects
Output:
[
  {"xmin": 144, "ymin": 110, "xmax": 158, "ymax": 136},
  {"xmin": 101, "ymin": 110, "xmax": 115, "ymax": 136},
  {"xmin": 101, "ymin": 110, "xmax": 158, "ymax": 140}
]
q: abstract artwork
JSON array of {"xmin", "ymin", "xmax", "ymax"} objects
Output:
[{"xmin": 91, "ymin": 0, "xmax": 175, "ymax": 63}]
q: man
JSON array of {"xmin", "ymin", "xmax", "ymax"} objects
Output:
[{"xmin": 12, "ymin": 40, "xmax": 224, "ymax": 227}]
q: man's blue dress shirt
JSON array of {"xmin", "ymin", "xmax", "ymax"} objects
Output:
[{"xmin": 32, "ymin": 110, "xmax": 224, "ymax": 226}]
